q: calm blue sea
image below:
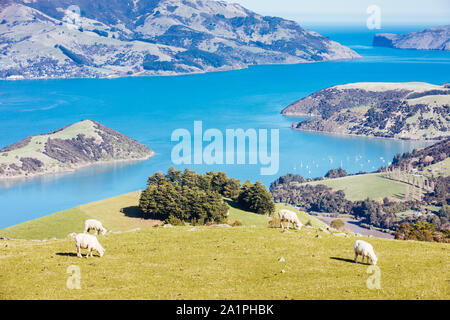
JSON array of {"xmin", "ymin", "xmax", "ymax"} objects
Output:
[{"xmin": 0, "ymin": 26, "xmax": 449, "ymax": 228}]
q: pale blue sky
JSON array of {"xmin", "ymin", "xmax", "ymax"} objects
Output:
[{"xmin": 225, "ymin": 0, "xmax": 450, "ymax": 26}]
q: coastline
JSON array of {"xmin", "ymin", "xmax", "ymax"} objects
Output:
[
  {"xmin": 0, "ymin": 151, "xmax": 155, "ymax": 182},
  {"xmin": 289, "ymin": 125, "xmax": 444, "ymax": 142},
  {"xmin": 0, "ymin": 55, "xmax": 361, "ymax": 82}
]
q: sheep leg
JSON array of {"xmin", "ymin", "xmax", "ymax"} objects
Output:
[
  {"xmin": 354, "ymin": 253, "xmax": 358, "ymax": 263},
  {"xmin": 361, "ymin": 255, "xmax": 365, "ymax": 264},
  {"xmin": 77, "ymin": 245, "xmax": 82, "ymax": 258}
]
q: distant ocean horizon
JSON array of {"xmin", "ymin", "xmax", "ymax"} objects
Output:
[{"xmin": 0, "ymin": 26, "xmax": 449, "ymax": 228}]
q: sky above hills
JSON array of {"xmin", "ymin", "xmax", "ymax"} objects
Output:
[{"xmin": 225, "ymin": 0, "xmax": 450, "ymax": 27}]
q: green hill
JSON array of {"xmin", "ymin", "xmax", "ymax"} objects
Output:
[
  {"xmin": 305, "ymin": 173, "xmax": 412, "ymax": 201},
  {"xmin": 0, "ymin": 120, "xmax": 153, "ymax": 179}
]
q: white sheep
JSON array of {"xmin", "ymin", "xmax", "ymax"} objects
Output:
[
  {"xmin": 84, "ymin": 219, "xmax": 107, "ymax": 235},
  {"xmin": 354, "ymin": 240, "xmax": 378, "ymax": 265},
  {"xmin": 278, "ymin": 209, "xmax": 303, "ymax": 230},
  {"xmin": 73, "ymin": 233, "xmax": 105, "ymax": 258}
]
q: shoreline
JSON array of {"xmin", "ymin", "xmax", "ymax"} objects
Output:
[
  {"xmin": 0, "ymin": 151, "xmax": 154, "ymax": 182},
  {"xmin": 0, "ymin": 55, "xmax": 361, "ymax": 82},
  {"xmin": 289, "ymin": 125, "xmax": 444, "ymax": 143}
]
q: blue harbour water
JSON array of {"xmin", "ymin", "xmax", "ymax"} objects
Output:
[{"xmin": 0, "ymin": 26, "xmax": 449, "ymax": 228}]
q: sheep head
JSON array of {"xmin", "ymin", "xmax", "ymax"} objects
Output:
[{"xmin": 370, "ymin": 253, "xmax": 378, "ymax": 266}]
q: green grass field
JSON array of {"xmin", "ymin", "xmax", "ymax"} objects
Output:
[
  {"xmin": 0, "ymin": 226, "xmax": 448, "ymax": 299},
  {"xmin": 306, "ymin": 173, "xmax": 410, "ymax": 201},
  {"xmin": 0, "ymin": 191, "xmax": 448, "ymax": 300}
]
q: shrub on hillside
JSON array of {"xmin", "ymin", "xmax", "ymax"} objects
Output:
[
  {"xmin": 330, "ymin": 218, "xmax": 345, "ymax": 230},
  {"xmin": 394, "ymin": 221, "xmax": 449, "ymax": 243},
  {"xmin": 166, "ymin": 216, "xmax": 185, "ymax": 226},
  {"xmin": 230, "ymin": 220, "xmax": 242, "ymax": 227},
  {"xmin": 325, "ymin": 168, "xmax": 347, "ymax": 179}
]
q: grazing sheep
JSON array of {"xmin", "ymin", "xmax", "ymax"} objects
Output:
[
  {"xmin": 278, "ymin": 209, "xmax": 303, "ymax": 230},
  {"xmin": 74, "ymin": 233, "xmax": 105, "ymax": 258},
  {"xmin": 354, "ymin": 240, "xmax": 378, "ymax": 265},
  {"xmin": 84, "ymin": 219, "xmax": 107, "ymax": 235}
]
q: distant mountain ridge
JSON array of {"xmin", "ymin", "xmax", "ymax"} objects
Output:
[
  {"xmin": 0, "ymin": 120, "xmax": 153, "ymax": 179},
  {"xmin": 0, "ymin": 0, "xmax": 360, "ymax": 79},
  {"xmin": 373, "ymin": 25, "xmax": 450, "ymax": 51},
  {"xmin": 282, "ymin": 82, "xmax": 450, "ymax": 140}
]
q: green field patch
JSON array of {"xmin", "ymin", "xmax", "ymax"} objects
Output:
[{"xmin": 306, "ymin": 173, "xmax": 410, "ymax": 201}]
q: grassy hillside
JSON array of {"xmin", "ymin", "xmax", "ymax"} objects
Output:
[
  {"xmin": 306, "ymin": 173, "xmax": 411, "ymax": 201},
  {"xmin": 423, "ymin": 158, "xmax": 450, "ymax": 177},
  {"xmin": 0, "ymin": 192, "xmax": 327, "ymax": 240},
  {"xmin": 0, "ymin": 191, "xmax": 160, "ymax": 240},
  {"xmin": 1, "ymin": 191, "xmax": 446, "ymax": 300},
  {"xmin": 0, "ymin": 226, "xmax": 447, "ymax": 299}
]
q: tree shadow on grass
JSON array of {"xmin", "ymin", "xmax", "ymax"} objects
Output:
[
  {"xmin": 393, "ymin": 193, "xmax": 406, "ymax": 200},
  {"xmin": 120, "ymin": 206, "xmax": 146, "ymax": 219},
  {"xmin": 120, "ymin": 206, "xmax": 164, "ymax": 226},
  {"xmin": 224, "ymin": 199, "xmax": 245, "ymax": 211}
]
